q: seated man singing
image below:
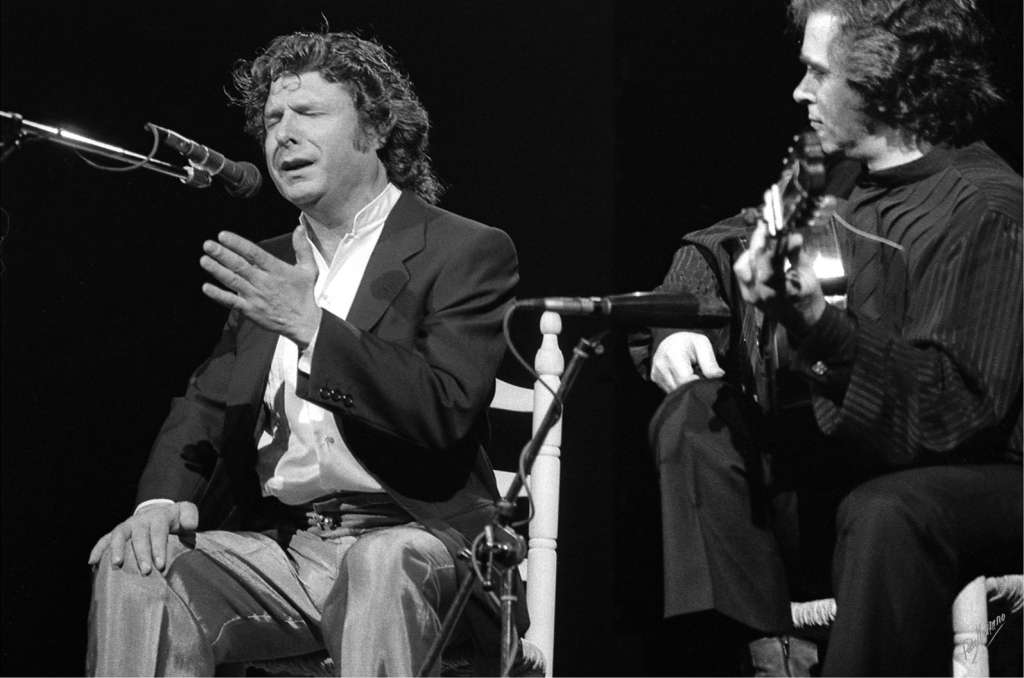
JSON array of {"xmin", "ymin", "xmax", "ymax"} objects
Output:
[
  {"xmin": 87, "ymin": 30, "xmax": 524, "ymax": 677},
  {"xmin": 632, "ymin": 0, "xmax": 1022, "ymax": 674}
]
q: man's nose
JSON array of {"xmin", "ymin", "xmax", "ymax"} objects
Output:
[
  {"xmin": 793, "ymin": 74, "xmax": 813, "ymax": 104},
  {"xmin": 274, "ymin": 113, "xmax": 299, "ymax": 146}
]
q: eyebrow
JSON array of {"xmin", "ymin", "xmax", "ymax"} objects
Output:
[{"xmin": 799, "ymin": 54, "xmax": 829, "ymax": 73}]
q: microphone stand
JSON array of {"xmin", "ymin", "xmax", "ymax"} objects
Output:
[
  {"xmin": 419, "ymin": 331, "xmax": 607, "ymax": 677},
  {"xmin": 0, "ymin": 110, "xmax": 211, "ymax": 188}
]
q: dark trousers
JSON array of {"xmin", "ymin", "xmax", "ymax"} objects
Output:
[{"xmin": 650, "ymin": 379, "xmax": 1023, "ymax": 676}]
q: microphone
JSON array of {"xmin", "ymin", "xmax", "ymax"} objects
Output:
[
  {"xmin": 516, "ymin": 291, "xmax": 732, "ymax": 328},
  {"xmin": 146, "ymin": 123, "xmax": 262, "ymax": 198}
]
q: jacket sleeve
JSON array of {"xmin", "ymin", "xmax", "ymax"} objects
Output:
[
  {"xmin": 629, "ymin": 237, "xmax": 733, "ymax": 381},
  {"xmin": 135, "ymin": 310, "xmax": 240, "ymax": 505},
  {"xmin": 298, "ymin": 226, "xmax": 519, "ymax": 454}
]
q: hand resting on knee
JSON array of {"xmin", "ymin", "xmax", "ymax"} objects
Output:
[
  {"xmin": 87, "ymin": 501, "xmax": 199, "ymax": 576},
  {"xmin": 650, "ymin": 331, "xmax": 725, "ymax": 393}
]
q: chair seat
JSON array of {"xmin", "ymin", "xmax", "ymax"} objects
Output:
[
  {"xmin": 790, "ymin": 575, "xmax": 1023, "ymax": 677},
  {"xmin": 790, "ymin": 575, "xmax": 1024, "ymax": 630}
]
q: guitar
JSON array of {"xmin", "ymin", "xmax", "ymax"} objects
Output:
[{"xmin": 740, "ymin": 130, "xmax": 845, "ymax": 414}]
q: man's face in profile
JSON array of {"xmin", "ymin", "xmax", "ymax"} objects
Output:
[{"xmin": 792, "ymin": 12, "xmax": 873, "ymax": 160}]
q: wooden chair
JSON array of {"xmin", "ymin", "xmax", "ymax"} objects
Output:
[
  {"xmin": 790, "ymin": 574, "xmax": 1023, "ymax": 676},
  {"xmin": 491, "ymin": 311, "xmax": 564, "ymax": 677}
]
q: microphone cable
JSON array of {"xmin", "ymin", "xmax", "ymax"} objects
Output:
[{"xmin": 74, "ymin": 122, "xmax": 162, "ymax": 173}]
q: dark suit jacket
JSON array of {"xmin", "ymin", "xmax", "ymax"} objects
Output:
[{"xmin": 135, "ymin": 190, "xmax": 522, "ymax": 669}]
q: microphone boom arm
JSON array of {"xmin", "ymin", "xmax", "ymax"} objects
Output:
[{"xmin": 0, "ymin": 110, "xmax": 211, "ymax": 187}]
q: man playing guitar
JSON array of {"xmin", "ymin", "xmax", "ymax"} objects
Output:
[{"xmin": 632, "ymin": 1, "xmax": 1022, "ymax": 674}]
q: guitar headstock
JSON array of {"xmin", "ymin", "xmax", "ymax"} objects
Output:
[{"xmin": 746, "ymin": 129, "xmax": 830, "ymax": 237}]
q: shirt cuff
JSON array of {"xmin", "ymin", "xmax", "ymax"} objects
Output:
[
  {"xmin": 297, "ymin": 327, "xmax": 320, "ymax": 374},
  {"xmin": 793, "ymin": 303, "xmax": 858, "ymax": 396},
  {"xmin": 134, "ymin": 498, "xmax": 175, "ymax": 515}
]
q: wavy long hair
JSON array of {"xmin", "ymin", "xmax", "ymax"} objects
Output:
[
  {"xmin": 789, "ymin": 0, "xmax": 1002, "ymax": 145},
  {"xmin": 231, "ymin": 31, "xmax": 442, "ymax": 204}
]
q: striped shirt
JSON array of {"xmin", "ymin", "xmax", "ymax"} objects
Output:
[
  {"xmin": 634, "ymin": 143, "xmax": 1022, "ymax": 467},
  {"xmin": 796, "ymin": 142, "xmax": 1022, "ymax": 464}
]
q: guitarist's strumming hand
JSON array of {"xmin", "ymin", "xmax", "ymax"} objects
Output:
[
  {"xmin": 651, "ymin": 331, "xmax": 726, "ymax": 393},
  {"xmin": 733, "ymin": 218, "xmax": 828, "ymax": 336}
]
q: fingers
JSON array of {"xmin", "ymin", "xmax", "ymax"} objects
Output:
[
  {"xmin": 200, "ymin": 250, "xmax": 259, "ymax": 297},
  {"xmin": 203, "ymin": 238, "xmax": 255, "ymax": 276},
  {"xmin": 88, "ymin": 503, "xmax": 197, "ymax": 576},
  {"xmin": 652, "ymin": 332, "xmax": 719, "ymax": 393},
  {"xmin": 146, "ymin": 502, "xmax": 198, "ymax": 573},
  {"xmin": 108, "ymin": 524, "xmax": 128, "ymax": 568},
  {"xmin": 292, "ymin": 225, "xmax": 317, "ymax": 273},
  {"xmin": 176, "ymin": 501, "xmax": 200, "ymax": 532},
  {"xmin": 88, "ymin": 532, "xmax": 113, "ymax": 567},
  {"xmin": 217, "ymin": 231, "xmax": 277, "ymax": 269},
  {"xmin": 733, "ymin": 249, "xmax": 754, "ymax": 287},
  {"xmin": 93, "ymin": 505, "xmax": 186, "ymax": 575},
  {"xmin": 201, "ymin": 281, "xmax": 245, "ymax": 311},
  {"xmin": 652, "ymin": 355, "xmax": 690, "ymax": 393},
  {"xmin": 785, "ymin": 231, "xmax": 804, "ymax": 255},
  {"xmin": 735, "ymin": 223, "xmax": 804, "ymax": 307},
  {"xmin": 149, "ymin": 513, "xmax": 170, "ymax": 572},
  {"xmin": 748, "ymin": 218, "xmax": 769, "ymax": 253},
  {"xmin": 130, "ymin": 519, "xmax": 157, "ymax": 575},
  {"xmin": 692, "ymin": 338, "xmax": 725, "ymax": 379}
]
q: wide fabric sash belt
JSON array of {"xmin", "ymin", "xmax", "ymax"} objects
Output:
[{"xmin": 274, "ymin": 491, "xmax": 413, "ymax": 533}]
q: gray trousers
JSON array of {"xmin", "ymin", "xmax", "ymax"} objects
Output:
[{"xmin": 87, "ymin": 523, "xmax": 456, "ymax": 676}]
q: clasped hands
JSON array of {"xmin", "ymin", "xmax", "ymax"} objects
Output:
[
  {"xmin": 200, "ymin": 225, "xmax": 322, "ymax": 349},
  {"xmin": 650, "ymin": 220, "xmax": 826, "ymax": 394}
]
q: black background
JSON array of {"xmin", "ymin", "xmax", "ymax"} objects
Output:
[{"xmin": 1, "ymin": 1, "xmax": 1020, "ymax": 675}]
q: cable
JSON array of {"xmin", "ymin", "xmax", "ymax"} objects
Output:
[
  {"xmin": 74, "ymin": 123, "xmax": 161, "ymax": 172},
  {"xmin": 501, "ymin": 302, "xmax": 566, "ymax": 528}
]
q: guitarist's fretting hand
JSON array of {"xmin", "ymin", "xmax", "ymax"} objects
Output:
[{"xmin": 733, "ymin": 218, "xmax": 828, "ymax": 335}]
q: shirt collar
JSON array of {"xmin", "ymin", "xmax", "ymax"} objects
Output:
[
  {"xmin": 299, "ymin": 182, "xmax": 402, "ymax": 237},
  {"xmin": 857, "ymin": 144, "xmax": 953, "ymax": 189},
  {"xmin": 350, "ymin": 182, "xmax": 402, "ymax": 235}
]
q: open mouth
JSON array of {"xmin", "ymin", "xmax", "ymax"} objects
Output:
[{"xmin": 280, "ymin": 158, "xmax": 314, "ymax": 172}]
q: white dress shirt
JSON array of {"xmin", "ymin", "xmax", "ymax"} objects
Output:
[{"xmin": 255, "ymin": 182, "xmax": 402, "ymax": 504}]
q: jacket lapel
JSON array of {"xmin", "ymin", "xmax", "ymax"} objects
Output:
[
  {"xmin": 220, "ymin": 192, "xmax": 426, "ymax": 410},
  {"xmin": 227, "ymin": 232, "xmax": 295, "ymax": 409},
  {"xmin": 346, "ymin": 190, "xmax": 427, "ymax": 331}
]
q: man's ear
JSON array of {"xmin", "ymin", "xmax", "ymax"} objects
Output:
[
  {"xmin": 355, "ymin": 124, "xmax": 387, "ymax": 153},
  {"xmin": 372, "ymin": 121, "xmax": 395, "ymax": 151}
]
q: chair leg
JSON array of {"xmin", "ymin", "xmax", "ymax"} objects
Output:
[{"xmin": 952, "ymin": 576, "xmax": 989, "ymax": 678}]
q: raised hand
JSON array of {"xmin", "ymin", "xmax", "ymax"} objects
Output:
[{"xmin": 200, "ymin": 225, "xmax": 322, "ymax": 348}]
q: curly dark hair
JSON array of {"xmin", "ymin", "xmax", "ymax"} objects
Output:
[
  {"xmin": 788, "ymin": 0, "xmax": 1002, "ymax": 145},
  {"xmin": 231, "ymin": 31, "xmax": 442, "ymax": 204}
]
